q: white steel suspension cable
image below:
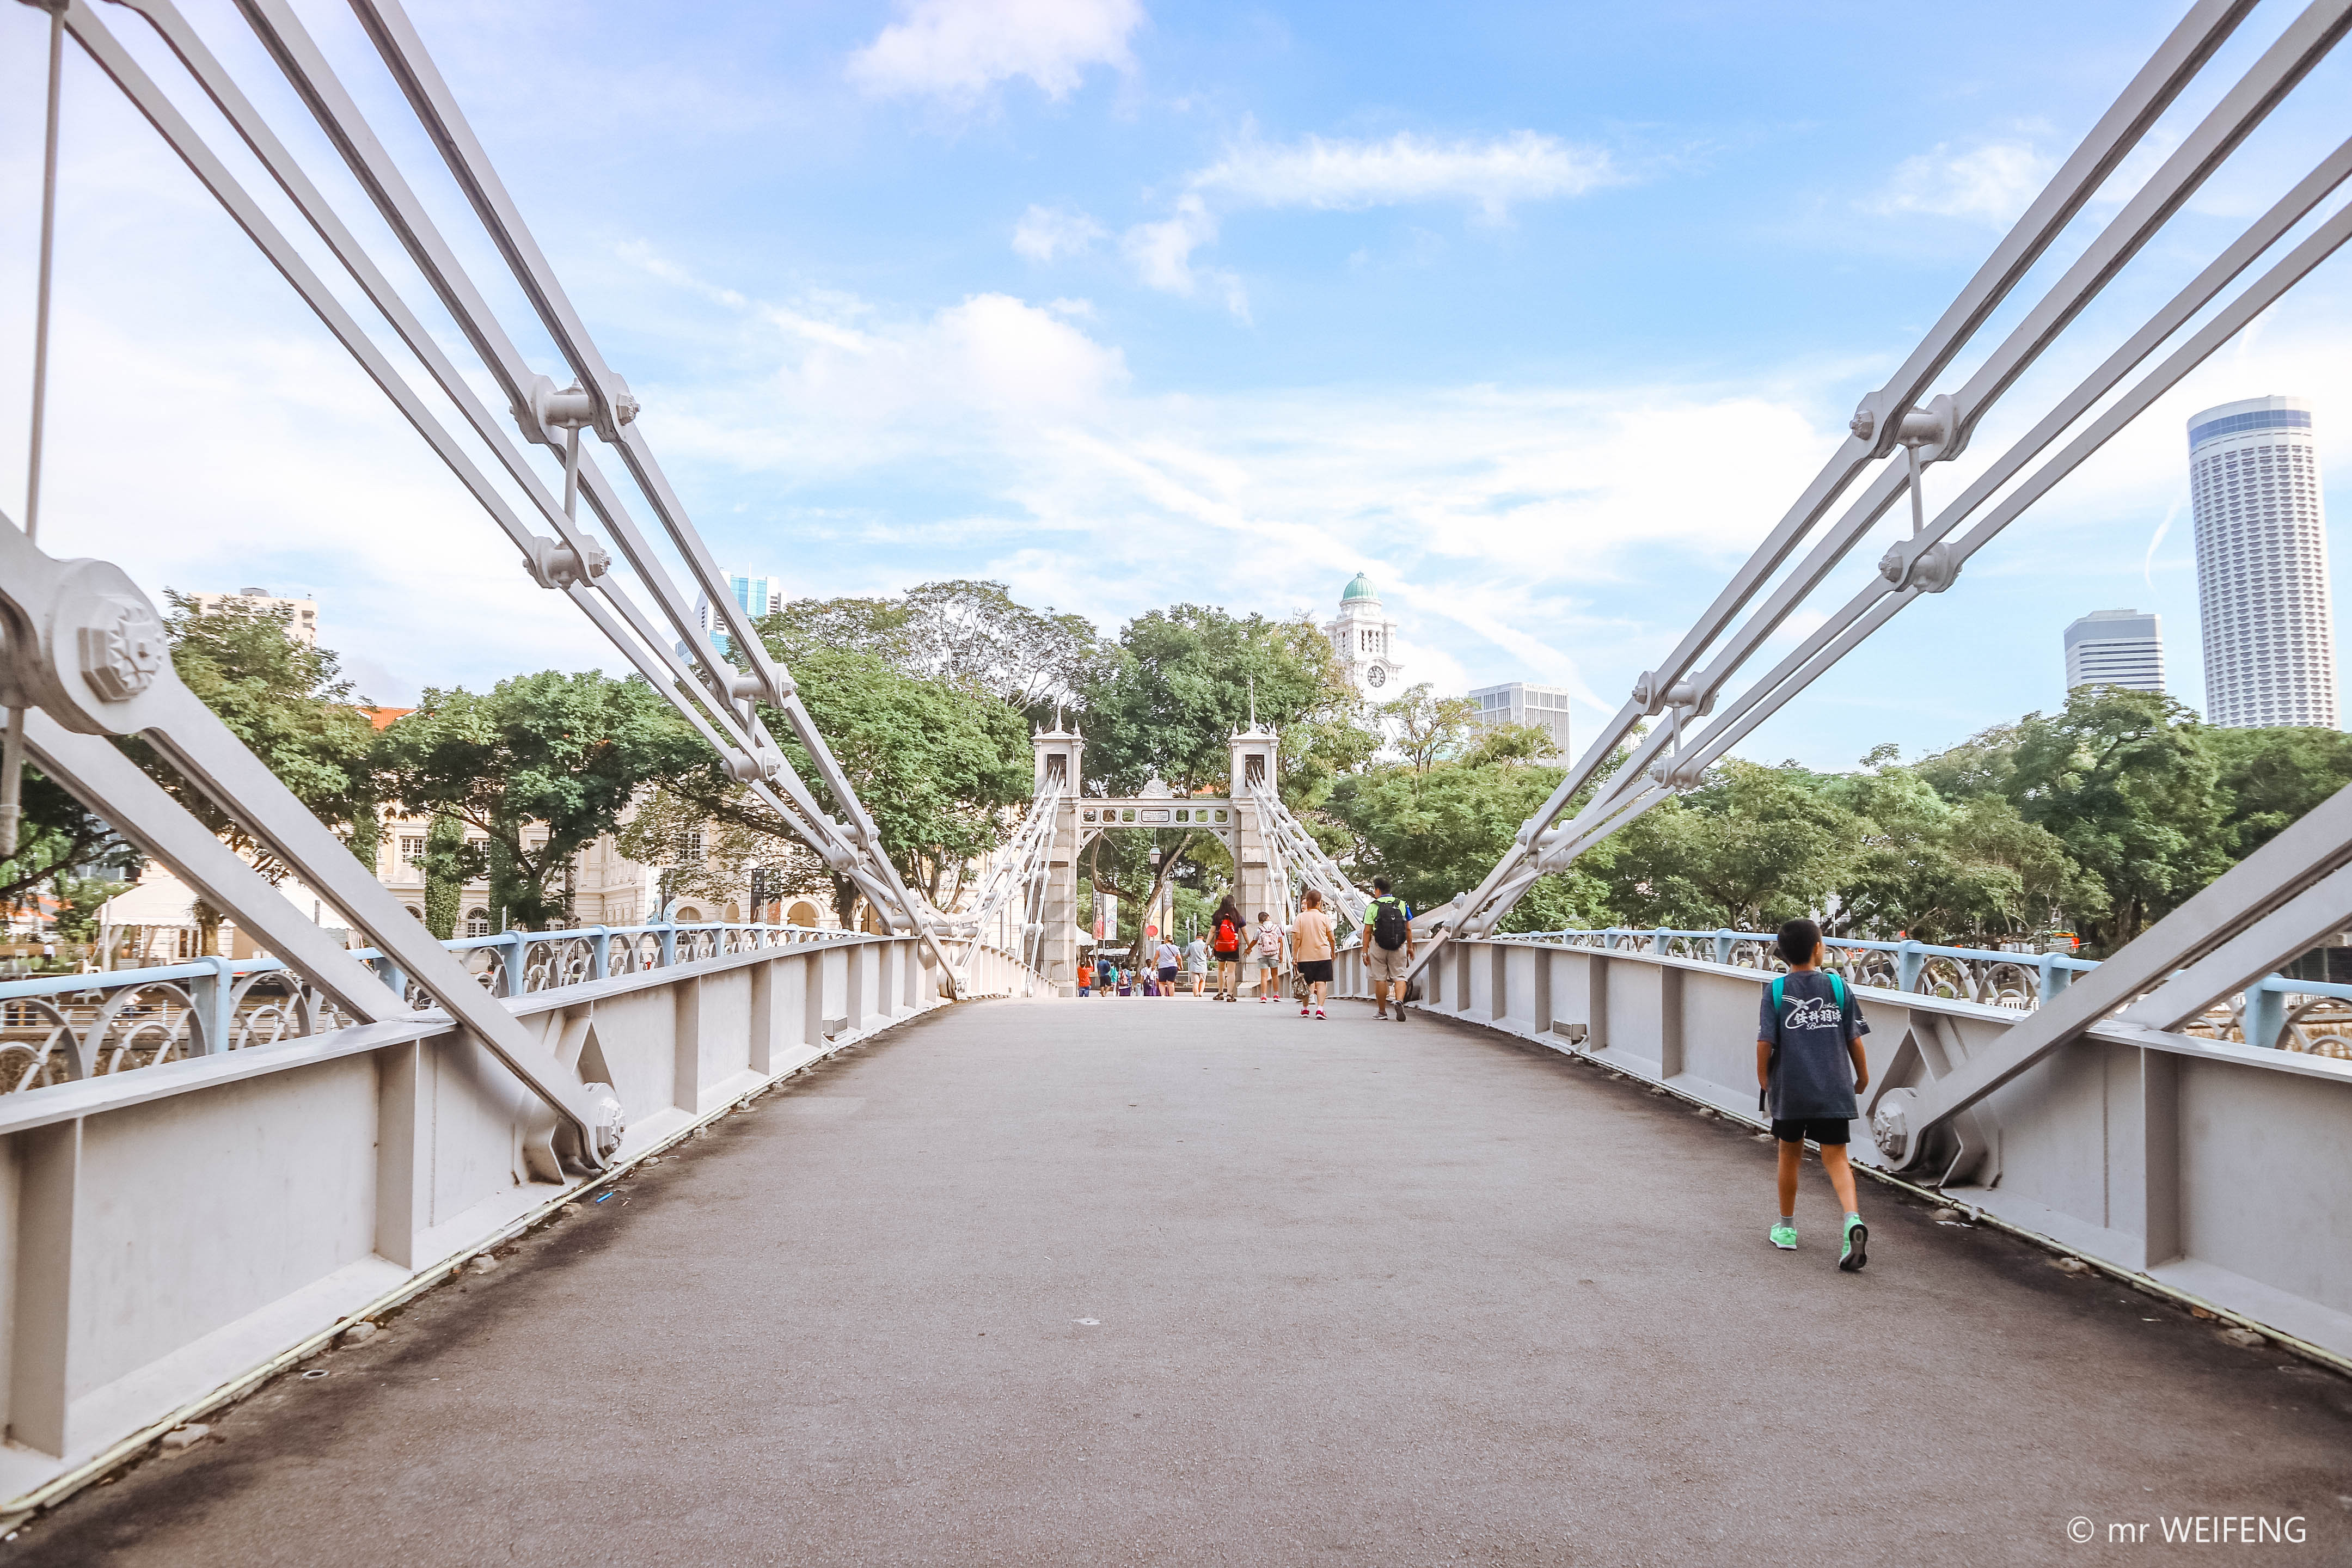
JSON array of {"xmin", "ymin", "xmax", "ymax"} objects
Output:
[
  {"xmin": 1479, "ymin": 133, "xmax": 2352, "ymax": 920},
  {"xmin": 60, "ymin": 0, "xmax": 956, "ymax": 973},
  {"xmin": 940, "ymin": 780, "xmax": 1062, "ymax": 937},
  {"xmin": 1431, "ymin": 0, "xmax": 2267, "ymax": 949},
  {"xmin": 335, "ymin": 0, "xmax": 950, "ymax": 957},
  {"xmin": 1250, "ymin": 786, "xmax": 1365, "ymax": 928},
  {"xmin": 0, "ymin": 0, "xmax": 68, "ymax": 860},
  {"xmin": 1428, "ymin": 0, "xmax": 2350, "ymax": 967}
]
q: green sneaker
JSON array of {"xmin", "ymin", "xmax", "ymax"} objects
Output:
[
  {"xmin": 1839, "ymin": 1214, "xmax": 1869, "ymax": 1272},
  {"xmin": 1769, "ymin": 1221, "xmax": 1797, "ymax": 1251}
]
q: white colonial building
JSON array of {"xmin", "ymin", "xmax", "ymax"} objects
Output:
[{"xmin": 1323, "ymin": 572, "xmax": 1403, "ymax": 697}]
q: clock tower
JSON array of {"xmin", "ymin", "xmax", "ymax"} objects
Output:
[{"xmin": 1323, "ymin": 571, "xmax": 1402, "ymax": 698}]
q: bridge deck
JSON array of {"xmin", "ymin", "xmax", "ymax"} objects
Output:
[{"xmin": 24, "ymin": 999, "xmax": 2351, "ymax": 1564}]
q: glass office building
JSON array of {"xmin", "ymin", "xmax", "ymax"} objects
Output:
[
  {"xmin": 1468, "ymin": 682, "xmax": 1572, "ymax": 756},
  {"xmin": 2063, "ymin": 608, "xmax": 2165, "ymax": 695}
]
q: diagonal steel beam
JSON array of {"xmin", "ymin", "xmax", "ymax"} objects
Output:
[
  {"xmin": 1873, "ymin": 778, "xmax": 2352, "ymax": 1166},
  {"xmin": 0, "ymin": 523, "xmax": 615, "ymax": 1165}
]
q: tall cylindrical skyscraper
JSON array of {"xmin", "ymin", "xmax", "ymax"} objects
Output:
[{"xmin": 2189, "ymin": 396, "xmax": 2336, "ymax": 728}]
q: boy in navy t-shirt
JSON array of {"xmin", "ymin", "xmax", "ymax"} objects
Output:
[{"xmin": 1756, "ymin": 917, "xmax": 1872, "ymax": 1270}]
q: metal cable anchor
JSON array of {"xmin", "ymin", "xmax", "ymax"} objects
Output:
[{"xmin": 1876, "ymin": 399, "xmax": 1965, "ymax": 593}]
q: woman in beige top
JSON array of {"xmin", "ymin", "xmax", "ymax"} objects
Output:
[{"xmin": 1290, "ymin": 888, "xmax": 1337, "ymax": 1019}]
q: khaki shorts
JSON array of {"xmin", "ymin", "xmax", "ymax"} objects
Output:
[{"xmin": 1365, "ymin": 942, "xmax": 1411, "ymax": 981}]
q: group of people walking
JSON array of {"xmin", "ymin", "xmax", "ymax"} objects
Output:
[{"xmin": 1076, "ymin": 876, "xmax": 1418, "ymax": 1022}]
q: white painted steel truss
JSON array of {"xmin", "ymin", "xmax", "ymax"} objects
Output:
[
  {"xmin": 0, "ymin": 0, "xmax": 973, "ymax": 1166},
  {"xmin": 1251, "ymin": 785, "xmax": 1367, "ymax": 931},
  {"xmin": 934, "ymin": 779, "xmax": 1063, "ymax": 988},
  {"xmin": 1422, "ymin": 0, "xmax": 2352, "ymax": 1171}
]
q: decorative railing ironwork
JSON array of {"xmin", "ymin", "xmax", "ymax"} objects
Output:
[
  {"xmin": 1491, "ymin": 927, "xmax": 2352, "ymax": 1059},
  {"xmin": 0, "ymin": 921, "xmax": 854, "ymax": 1095}
]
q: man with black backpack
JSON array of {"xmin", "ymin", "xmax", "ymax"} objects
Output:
[{"xmin": 1364, "ymin": 875, "xmax": 1414, "ymax": 1021}]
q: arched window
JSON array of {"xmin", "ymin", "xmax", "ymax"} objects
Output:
[
  {"xmin": 464, "ymin": 909, "xmax": 491, "ymax": 937},
  {"xmin": 403, "ymin": 904, "xmax": 425, "ymax": 921}
]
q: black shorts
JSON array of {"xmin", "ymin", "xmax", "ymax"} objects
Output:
[
  {"xmin": 1297, "ymin": 958, "xmax": 1334, "ymax": 983},
  {"xmin": 1158, "ymin": 966, "xmax": 1178, "ymax": 983},
  {"xmin": 1773, "ymin": 1118, "xmax": 1851, "ymax": 1146}
]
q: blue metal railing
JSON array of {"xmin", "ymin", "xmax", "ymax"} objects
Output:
[
  {"xmin": 1492, "ymin": 926, "xmax": 2349, "ymax": 1049},
  {"xmin": 0, "ymin": 921, "xmax": 854, "ymax": 1081}
]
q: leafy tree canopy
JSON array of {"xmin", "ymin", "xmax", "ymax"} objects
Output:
[
  {"xmin": 1944, "ymin": 687, "xmax": 2226, "ymax": 951},
  {"xmin": 131, "ymin": 591, "xmax": 379, "ymax": 865},
  {"xmin": 2201, "ymin": 723, "xmax": 2352, "ymax": 859},
  {"xmin": 0, "ymin": 767, "xmax": 139, "ymax": 920},
  {"xmin": 375, "ymin": 671, "xmax": 706, "ymax": 929},
  {"xmin": 1601, "ymin": 760, "xmax": 1860, "ymax": 932},
  {"xmin": 762, "ymin": 580, "xmax": 1103, "ymax": 716},
  {"xmin": 1376, "ymin": 682, "xmax": 1479, "ymax": 773},
  {"xmin": 680, "ymin": 602, "xmax": 1036, "ymax": 927},
  {"xmin": 1079, "ymin": 605, "xmax": 1375, "ymax": 803}
]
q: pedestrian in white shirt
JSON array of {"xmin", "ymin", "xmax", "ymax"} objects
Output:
[{"xmin": 1252, "ymin": 912, "xmax": 1284, "ymax": 1003}]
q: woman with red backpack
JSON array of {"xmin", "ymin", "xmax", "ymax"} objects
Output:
[{"xmin": 1210, "ymin": 896, "xmax": 1244, "ymax": 1001}]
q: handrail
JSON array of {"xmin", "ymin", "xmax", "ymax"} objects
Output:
[
  {"xmin": 1484, "ymin": 925, "xmax": 2352, "ymax": 1052},
  {"xmin": 0, "ymin": 920, "xmax": 862, "ymax": 1093}
]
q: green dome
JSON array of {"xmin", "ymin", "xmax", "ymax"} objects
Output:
[{"xmin": 1340, "ymin": 572, "xmax": 1379, "ymax": 604}]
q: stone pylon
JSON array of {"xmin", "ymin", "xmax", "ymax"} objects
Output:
[
  {"xmin": 1033, "ymin": 719, "xmax": 1083, "ymax": 995},
  {"xmin": 1229, "ymin": 719, "xmax": 1281, "ymax": 971}
]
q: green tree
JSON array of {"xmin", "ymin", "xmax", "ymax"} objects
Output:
[
  {"xmin": 1074, "ymin": 605, "xmax": 1376, "ymax": 926},
  {"xmin": 0, "ymin": 767, "xmax": 140, "ymax": 927},
  {"xmin": 1913, "ymin": 721, "xmax": 2023, "ymax": 802},
  {"xmin": 1602, "ymin": 761, "xmax": 1862, "ymax": 932},
  {"xmin": 691, "ymin": 607, "xmax": 1034, "ymax": 926},
  {"xmin": 1999, "ymin": 688, "xmax": 2226, "ymax": 952},
  {"xmin": 421, "ymin": 812, "xmax": 465, "ymax": 939},
  {"xmin": 762, "ymin": 580, "xmax": 1104, "ymax": 716},
  {"xmin": 1079, "ymin": 605, "xmax": 1374, "ymax": 803},
  {"xmin": 376, "ymin": 672, "xmax": 706, "ymax": 930},
  {"xmin": 615, "ymin": 781, "xmax": 828, "ymax": 916},
  {"xmin": 1376, "ymin": 682, "xmax": 1480, "ymax": 771},
  {"xmin": 1328, "ymin": 756, "xmax": 1586, "ymax": 924},
  {"xmin": 131, "ymin": 591, "xmax": 381, "ymax": 866},
  {"xmin": 52, "ymin": 871, "xmax": 130, "ymax": 946},
  {"xmin": 1822, "ymin": 758, "xmax": 2106, "ymax": 942},
  {"xmin": 2202, "ymin": 724, "xmax": 2352, "ymax": 859}
]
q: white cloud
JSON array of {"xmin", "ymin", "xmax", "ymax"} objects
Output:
[
  {"xmin": 1193, "ymin": 130, "xmax": 1619, "ymax": 222},
  {"xmin": 1120, "ymin": 128, "xmax": 1619, "ymax": 303},
  {"xmin": 1867, "ymin": 138, "xmax": 2055, "ymax": 225},
  {"xmin": 847, "ymin": 0, "xmax": 1144, "ymax": 103},
  {"xmin": 622, "ymin": 256, "xmax": 1862, "ymax": 723},
  {"xmin": 1121, "ymin": 194, "xmax": 1216, "ymax": 291},
  {"xmin": 1013, "ymin": 204, "xmax": 1107, "ymax": 261},
  {"xmin": 628, "ymin": 256, "xmax": 1128, "ymax": 450}
]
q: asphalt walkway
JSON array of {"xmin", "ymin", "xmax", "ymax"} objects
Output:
[{"xmin": 19, "ymin": 997, "xmax": 2351, "ymax": 1565}]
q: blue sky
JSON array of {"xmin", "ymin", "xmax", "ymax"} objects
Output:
[{"xmin": 4, "ymin": 0, "xmax": 2350, "ymax": 771}]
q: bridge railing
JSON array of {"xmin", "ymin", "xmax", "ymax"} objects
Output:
[
  {"xmin": 0, "ymin": 922, "xmax": 857, "ymax": 1097},
  {"xmin": 1485, "ymin": 927, "xmax": 2352, "ymax": 1057},
  {"xmin": 934, "ymin": 936, "xmax": 1055, "ymax": 1000},
  {"xmin": 0, "ymin": 925, "xmax": 946, "ymax": 1497}
]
